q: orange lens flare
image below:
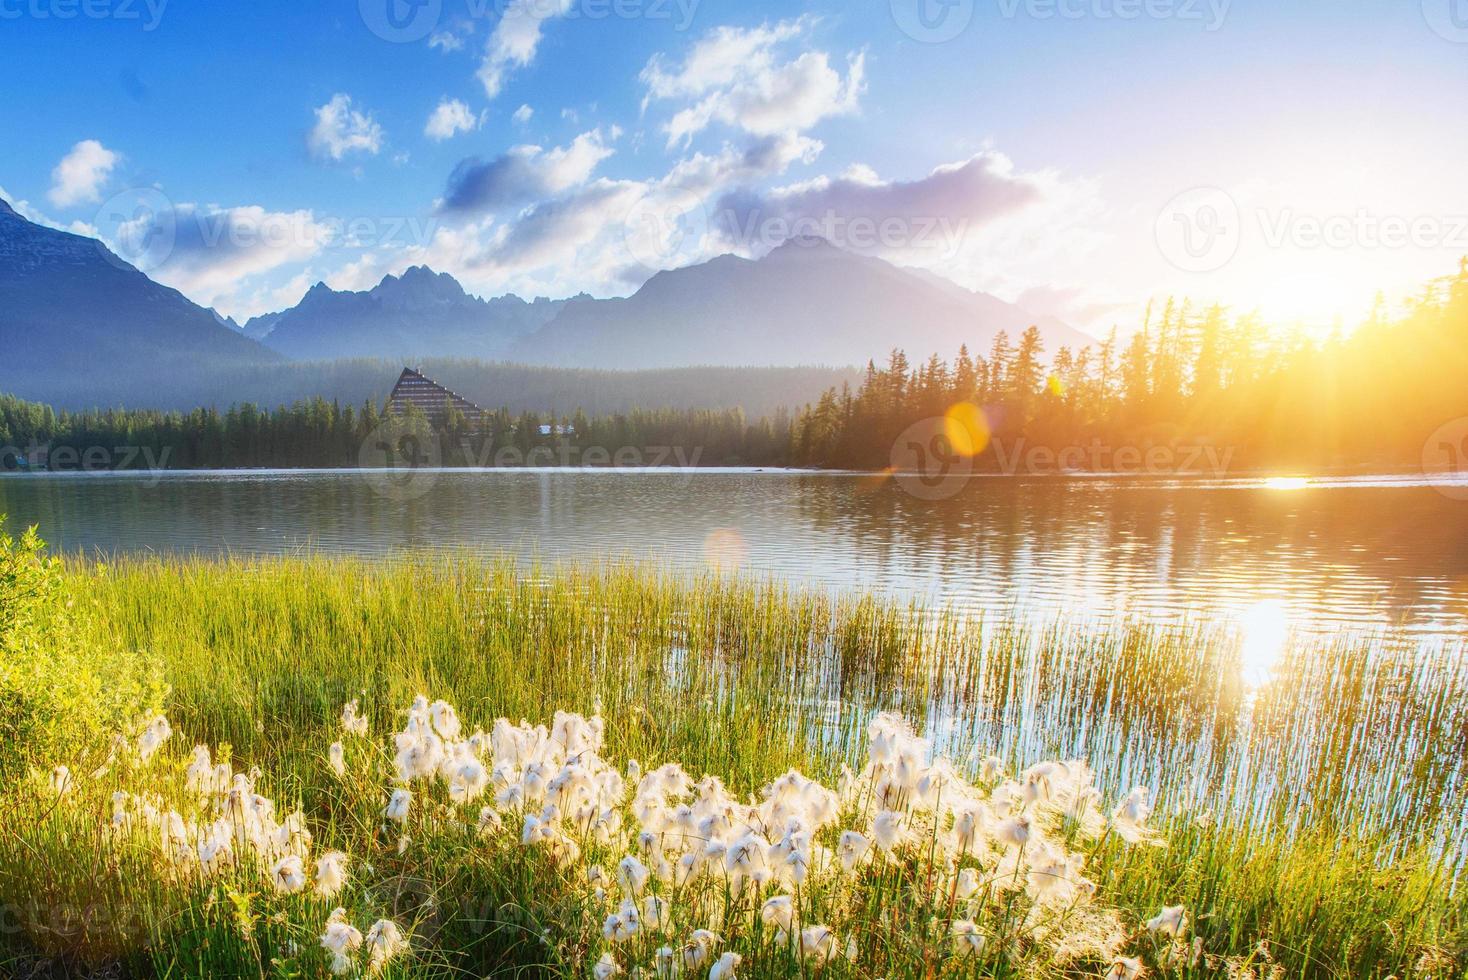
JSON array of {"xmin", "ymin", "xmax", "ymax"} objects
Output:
[{"xmin": 943, "ymin": 403, "xmax": 991, "ymax": 459}]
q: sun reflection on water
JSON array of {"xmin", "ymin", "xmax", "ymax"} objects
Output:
[
  {"xmin": 1262, "ymin": 477, "xmax": 1310, "ymax": 491},
  {"xmin": 1235, "ymin": 599, "xmax": 1292, "ymax": 681}
]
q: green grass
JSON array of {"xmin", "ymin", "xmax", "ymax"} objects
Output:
[{"xmin": 1, "ymin": 553, "xmax": 1465, "ymax": 978}]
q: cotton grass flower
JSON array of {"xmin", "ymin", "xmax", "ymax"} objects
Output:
[
  {"xmin": 315, "ymin": 850, "xmax": 349, "ymax": 898},
  {"xmin": 341, "ymin": 699, "xmax": 369, "ymax": 736},
  {"xmin": 1105, "ymin": 955, "xmax": 1144, "ymax": 979},
  {"xmin": 838, "ymin": 829, "xmax": 871, "ymax": 871},
  {"xmin": 799, "ymin": 925, "xmax": 838, "ymax": 967},
  {"xmin": 137, "ymin": 714, "xmax": 172, "ymax": 762},
  {"xmin": 682, "ymin": 930, "xmax": 720, "ymax": 971},
  {"xmin": 365, "ymin": 919, "xmax": 405, "ymax": 974},
  {"xmin": 1147, "ymin": 905, "xmax": 1187, "ymax": 936},
  {"xmin": 50, "ymin": 765, "xmax": 74, "ymax": 796},
  {"xmin": 384, "ymin": 788, "xmax": 411, "ymax": 823},
  {"xmin": 328, "ymin": 741, "xmax": 346, "ymax": 778},
  {"xmin": 594, "ymin": 952, "xmax": 620, "ymax": 979},
  {"xmin": 270, "ymin": 854, "xmax": 307, "ymax": 893},
  {"xmin": 951, "ymin": 919, "xmax": 985, "ymax": 956},
  {"xmin": 320, "ymin": 908, "xmax": 363, "ymax": 976},
  {"xmin": 708, "ymin": 951, "xmax": 741, "ymax": 980},
  {"xmin": 761, "ymin": 894, "xmax": 795, "ymax": 938},
  {"xmin": 1112, "ymin": 787, "xmax": 1158, "ymax": 844}
]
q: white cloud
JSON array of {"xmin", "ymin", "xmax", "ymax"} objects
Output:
[
  {"xmin": 439, "ymin": 129, "xmax": 615, "ymax": 214},
  {"xmin": 48, "ymin": 139, "xmax": 120, "ymax": 208},
  {"xmin": 477, "ymin": 0, "xmax": 572, "ymax": 98},
  {"xmin": 512, "ymin": 104, "xmax": 534, "ymax": 125},
  {"xmin": 0, "ymin": 183, "xmax": 98, "ymax": 236},
  {"xmin": 308, "ymin": 94, "xmax": 385, "ymax": 162},
  {"xmin": 429, "ymin": 31, "xmax": 464, "ymax": 51},
  {"xmin": 121, "ymin": 204, "xmax": 333, "ymax": 313},
  {"xmin": 641, "ymin": 21, "xmax": 865, "ymax": 148},
  {"xmin": 425, "ymin": 98, "xmax": 481, "ymax": 141}
]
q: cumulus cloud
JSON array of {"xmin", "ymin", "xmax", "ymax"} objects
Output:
[
  {"xmin": 0, "ymin": 183, "xmax": 98, "ymax": 236},
  {"xmin": 48, "ymin": 139, "xmax": 120, "ymax": 208},
  {"xmin": 641, "ymin": 21, "xmax": 865, "ymax": 148},
  {"xmin": 425, "ymin": 98, "xmax": 482, "ymax": 141},
  {"xmin": 478, "ymin": 0, "xmax": 572, "ymax": 98},
  {"xmin": 512, "ymin": 104, "xmax": 534, "ymax": 125},
  {"xmin": 122, "ymin": 204, "xmax": 333, "ymax": 311},
  {"xmin": 308, "ymin": 94, "xmax": 384, "ymax": 162},
  {"xmin": 711, "ymin": 151, "xmax": 1050, "ymax": 261},
  {"xmin": 439, "ymin": 129, "xmax": 615, "ymax": 214}
]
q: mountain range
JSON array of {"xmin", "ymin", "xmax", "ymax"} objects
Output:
[
  {"xmin": 0, "ymin": 197, "xmax": 277, "ymax": 405},
  {"xmin": 240, "ymin": 268, "xmax": 579, "ymax": 361},
  {"xmin": 0, "ymin": 196, "xmax": 1087, "ymax": 408}
]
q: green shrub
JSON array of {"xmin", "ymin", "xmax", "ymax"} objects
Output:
[{"xmin": 0, "ymin": 516, "xmax": 164, "ymax": 780}]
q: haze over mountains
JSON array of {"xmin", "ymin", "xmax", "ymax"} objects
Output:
[
  {"xmin": 0, "ymin": 197, "xmax": 278, "ymax": 405},
  {"xmin": 243, "ymin": 236, "xmax": 1087, "ymax": 368},
  {"xmin": 241, "ymin": 267, "xmax": 578, "ymax": 361},
  {"xmin": 1, "ymin": 196, "xmax": 1086, "ymax": 410}
]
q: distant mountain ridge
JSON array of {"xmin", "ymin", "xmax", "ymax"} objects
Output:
[
  {"xmin": 509, "ymin": 237, "xmax": 1091, "ymax": 369},
  {"xmin": 251, "ymin": 266, "xmax": 577, "ymax": 361},
  {"xmin": 1, "ymin": 194, "xmax": 1088, "ymax": 410},
  {"xmin": 250, "ymin": 238, "xmax": 1087, "ymax": 369},
  {"xmin": 0, "ymin": 195, "xmax": 277, "ymax": 405}
]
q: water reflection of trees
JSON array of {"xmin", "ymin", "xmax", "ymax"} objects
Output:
[{"xmin": 792, "ymin": 476, "xmax": 1468, "ymax": 634}]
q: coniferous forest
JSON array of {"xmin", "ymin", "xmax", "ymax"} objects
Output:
[{"xmin": 3, "ymin": 262, "xmax": 1465, "ymax": 475}]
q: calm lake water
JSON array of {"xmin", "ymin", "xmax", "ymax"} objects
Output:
[{"xmin": 3, "ymin": 468, "xmax": 1468, "ymax": 647}]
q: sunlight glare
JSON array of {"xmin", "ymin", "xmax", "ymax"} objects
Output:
[
  {"xmin": 1262, "ymin": 477, "xmax": 1310, "ymax": 491},
  {"xmin": 943, "ymin": 403, "xmax": 991, "ymax": 458},
  {"xmin": 1235, "ymin": 599, "xmax": 1291, "ymax": 681}
]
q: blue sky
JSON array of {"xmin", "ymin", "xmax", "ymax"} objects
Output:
[{"xmin": 2, "ymin": 0, "xmax": 1466, "ymax": 333}]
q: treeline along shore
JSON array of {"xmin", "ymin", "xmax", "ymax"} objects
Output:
[{"xmin": 3, "ymin": 262, "xmax": 1465, "ymax": 475}]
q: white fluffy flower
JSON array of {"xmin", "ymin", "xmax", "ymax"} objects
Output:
[
  {"xmin": 137, "ymin": 715, "xmax": 172, "ymax": 762},
  {"xmin": 1147, "ymin": 905, "xmax": 1187, "ymax": 936},
  {"xmin": 365, "ymin": 919, "xmax": 405, "ymax": 974},
  {"xmin": 315, "ymin": 851, "xmax": 349, "ymax": 898},
  {"xmin": 951, "ymin": 919, "xmax": 984, "ymax": 956},
  {"xmin": 341, "ymin": 699, "xmax": 369, "ymax": 737},
  {"xmin": 50, "ymin": 765, "xmax": 74, "ymax": 796},
  {"xmin": 800, "ymin": 925, "xmax": 838, "ymax": 967},
  {"xmin": 321, "ymin": 910, "xmax": 359, "ymax": 951},
  {"xmin": 385, "ymin": 788, "xmax": 411, "ymax": 823},
  {"xmin": 594, "ymin": 952, "xmax": 620, "ymax": 980},
  {"xmin": 328, "ymin": 741, "xmax": 346, "ymax": 777},
  {"xmin": 708, "ymin": 951, "xmax": 741, "ymax": 980},
  {"xmin": 1106, "ymin": 956, "xmax": 1144, "ymax": 980},
  {"xmin": 271, "ymin": 854, "xmax": 307, "ymax": 893}
]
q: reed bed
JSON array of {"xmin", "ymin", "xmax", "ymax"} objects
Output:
[{"xmin": 1, "ymin": 552, "xmax": 1465, "ymax": 978}]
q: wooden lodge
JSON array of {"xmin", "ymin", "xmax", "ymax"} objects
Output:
[{"xmin": 384, "ymin": 368, "xmax": 489, "ymax": 426}]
